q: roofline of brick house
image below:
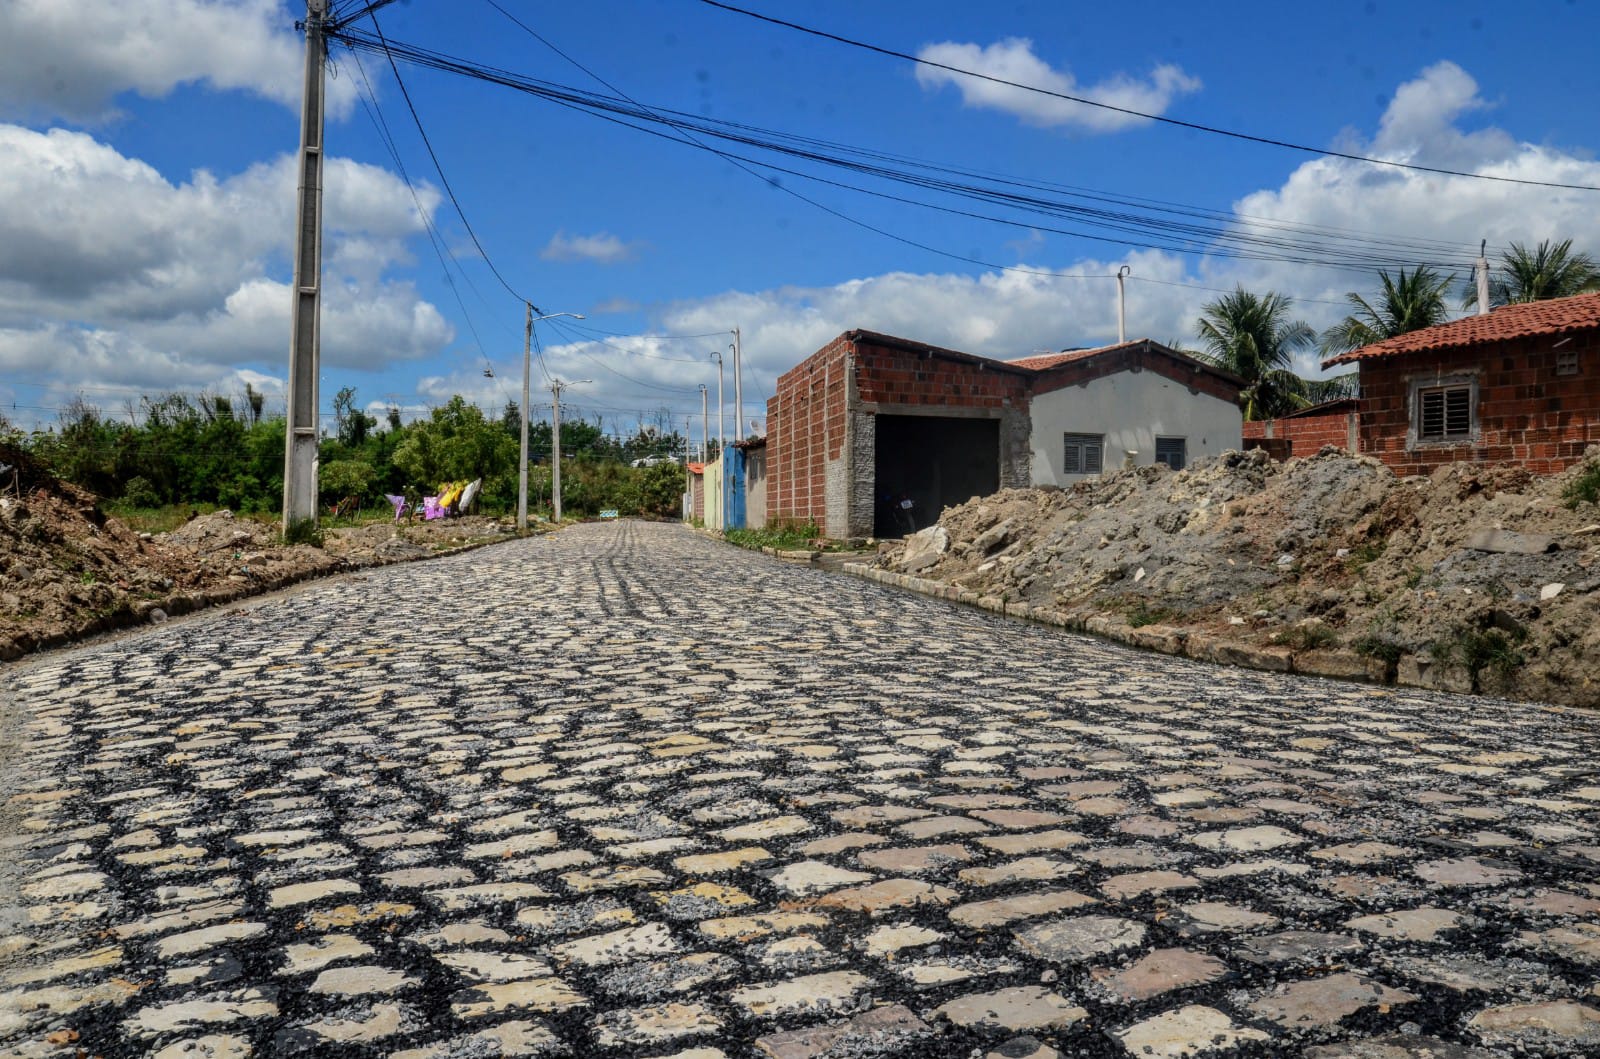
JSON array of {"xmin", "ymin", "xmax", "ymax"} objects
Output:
[
  {"xmin": 1323, "ymin": 291, "xmax": 1600, "ymax": 368},
  {"xmin": 843, "ymin": 329, "xmax": 1037, "ymax": 376}
]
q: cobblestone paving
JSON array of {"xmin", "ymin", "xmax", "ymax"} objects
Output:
[{"xmin": 4, "ymin": 520, "xmax": 1600, "ymax": 1059}]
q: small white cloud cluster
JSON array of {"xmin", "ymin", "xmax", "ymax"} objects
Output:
[{"xmin": 915, "ymin": 38, "xmax": 1200, "ymax": 132}]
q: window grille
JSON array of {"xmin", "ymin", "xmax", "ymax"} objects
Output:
[
  {"xmin": 1063, "ymin": 433, "xmax": 1104, "ymax": 475},
  {"xmin": 1154, "ymin": 437, "xmax": 1187, "ymax": 471},
  {"xmin": 1417, "ymin": 385, "xmax": 1471, "ymax": 440}
]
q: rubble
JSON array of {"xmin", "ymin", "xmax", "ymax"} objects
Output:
[
  {"xmin": 872, "ymin": 446, "xmax": 1600, "ymax": 706},
  {"xmin": 0, "ymin": 442, "xmax": 520, "ymax": 661}
]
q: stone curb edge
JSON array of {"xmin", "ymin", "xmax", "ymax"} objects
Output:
[
  {"xmin": 837, "ymin": 561, "xmax": 1430, "ymax": 694},
  {"xmin": 0, "ymin": 529, "xmax": 540, "ymax": 664}
]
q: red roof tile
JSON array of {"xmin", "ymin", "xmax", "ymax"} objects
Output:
[
  {"xmin": 1008, "ymin": 340, "xmax": 1145, "ymax": 371},
  {"xmin": 1323, "ymin": 291, "xmax": 1600, "ymax": 368}
]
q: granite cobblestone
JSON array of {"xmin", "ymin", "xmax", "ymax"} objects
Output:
[{"xmin": 3, "ymin": 520, "xmax": 1600, "ymax": 1056}]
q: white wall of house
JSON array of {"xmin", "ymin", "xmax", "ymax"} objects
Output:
[{"xmin": 1029, "ymin": 371, "xmax": 1243, "ymax": 485}]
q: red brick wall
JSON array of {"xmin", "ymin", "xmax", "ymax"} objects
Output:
[
  {"xmin": 766, "ymin": 334, "xmax": 1032, "ymax": 530},
  {"xmin": 1242, "ymin": 408, "xmax": 1356, "ymax": 458},
  {"xmin": 767, "ymin": 336, "xmax": 850, "ymax": 529},
  {"xmin": 852, "ymin": 339, "xmax": 1030, "ymax": 410},
  {"xmin": 1356, "ymin": 330, "xmax": 1600, "ymax": 476}
]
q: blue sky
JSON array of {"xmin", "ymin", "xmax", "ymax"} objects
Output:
[{"xmin": 3, "ymin": 0, "xmax": 1598, "ymax": 439}]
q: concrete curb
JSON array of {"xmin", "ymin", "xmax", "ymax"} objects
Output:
[
  {"xmin": 838, "ymin": 561, "xmax": 1421, "ymax": 692},
  {"xmin": 0, "ymin": 529, "xmax": 538, "ymax": 664}
]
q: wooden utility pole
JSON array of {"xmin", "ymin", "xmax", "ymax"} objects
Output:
[{"xmin": 283, "ymin": 0, "xmax": 328, "ymax": 533}]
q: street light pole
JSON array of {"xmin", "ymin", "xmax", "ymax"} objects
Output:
[
  {"xmin": 699, "ymin": 384, "xmax": 708, "ymax": 462},
  {"xmin": 518, "ymin": 307, "xmax": 584, "ymax": 529}
]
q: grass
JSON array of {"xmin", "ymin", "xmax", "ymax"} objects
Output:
[
  {"xmin": 1435, "ymin": 626, "xmax": 1525, "ymax": 682},
  {"xmin": 725, "ymin": 521, "xmax": 825, "ymax": 551},
  {"xmin": 101, "ymin": 502, "xmax": 217, "ymax": 534},
  {"xmin": 1352, "ymin": 633, "xmax": 1404, "ymax": 664},
  {"xmin": 1125, "ymin": 600, "xmax": 1178, "ymax": 628},
  {"xmin": 1563, "ymin": 459, "xmax": 1600, "ymax": 509},
  {"xmin": 1346, "ymin": 540, "xmax": 1386, "ymax": 571},
  {"xmin": 1272, "ymin": 623, "xmax": 1340, "ymax": 651}
]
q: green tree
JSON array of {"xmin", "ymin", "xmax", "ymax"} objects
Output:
[
  {"xmin": 320, "ymin": 459, "xmax": 377, "ymax": 504},
  {"xmin": 1320, "ymin": 266, "xmax": 1453, "ymax": 357},
  {"xmin": 1194, "ymin": 288, "xmax": 1316, "ymax": 421},
  {"xmin": 392, "ymin": 397, "xmax": 517, "ymax": 503},
  {"xmin": 1463, "ymin": 238, "xmax": 1600, "ymax": 310}
]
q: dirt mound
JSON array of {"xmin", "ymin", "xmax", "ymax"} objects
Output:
[
  {"xmin": 877, "ymin": 446, "xmax": 1600, "ymax": 706},
  {"xmin": 0, "ymin": 442, "xmax": 521, "ymax": 661}
]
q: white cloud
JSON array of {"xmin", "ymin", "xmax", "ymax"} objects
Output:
[
  {"xmin": 0, "ymin": 0, "xmax": 357, "ymax": 122},
  {"xmin": 540, "ymin": 231, "xmax": 646, "ymax": 265},
  {"xmin": 0, "ymin": 123, "xmax": 452, "ymax": 425},
  {"xmin": 1216, "ymin": 61, "xmax": 1600, "ymax": 376},
  {"xmin": 915, "ymin": 38, "xmax": 1200, "ymax": 132}
]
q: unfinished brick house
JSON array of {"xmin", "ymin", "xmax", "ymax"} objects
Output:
[
  {"xmin": 1324, "ymin": 291, "xmax": 1600, "ymax": 475},
  {"xmin": 766, "ymin": 331, "xmax": 1033, "ymax": 539},
  {"xmin": 764, "ymin": 331, "xmax": 1242, "ymax": 537}
]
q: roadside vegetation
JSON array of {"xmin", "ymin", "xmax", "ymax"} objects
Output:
[{"xmin": 4, "ymin": 388, "xmax": 687, "ymax": 522}]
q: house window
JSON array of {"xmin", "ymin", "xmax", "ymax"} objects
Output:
[
  {"xmin": 1556, "ymin": 348, "xmax": 1579, "ymax": 376},
  {"xmin": 1155, "ymin": 436, "xmax": 1187, "ymax": 471},
  {"xmin": 1417, "ymin": 384, "xmax": 1472, "ymax": 441},
  {"xmin": 1063, "ymin": 433, "xmax": 1104, "ymax": 475}
]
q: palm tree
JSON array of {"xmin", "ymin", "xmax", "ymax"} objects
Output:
[
  {"xmin": 1320, "ymin": 266, "xmax": 1454, "ymax": 357},
  {"xmin": 1463, "ymin": 239, "xmax": 1600, "ymax": 310},
  {"xmin": 1194, "ymin": 288, "xmax": 1316, "ymax": 421}
]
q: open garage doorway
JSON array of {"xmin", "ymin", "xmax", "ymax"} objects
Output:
[{"xmin": 874, "ymin": 414, "xmax": 1000, "ymax": 537}]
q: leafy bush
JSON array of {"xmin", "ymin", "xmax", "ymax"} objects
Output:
[
  {"xmin": 121, "ymin": 476, "xmax": 161, "ymax": 509},
  {"xmin": 1272, "ymin": 623, "xmax": 1339, "ymax": 650}
]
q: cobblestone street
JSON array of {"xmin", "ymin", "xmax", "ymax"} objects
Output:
[{"xmin": 5, "ymin": 519, "xmax": 1600, "ymax": 1058}]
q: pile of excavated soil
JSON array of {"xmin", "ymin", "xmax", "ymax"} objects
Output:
[
  {"xmin": 876, "ymin": 447, "xmax": 1600, "ymax": 707},
  {"xmin": 0, "ymin": 443, "xmax": 523, "ymax": 661}
]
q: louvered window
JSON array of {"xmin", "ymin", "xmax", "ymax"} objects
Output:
[
  {"xmin": 1155, "ymin": 437, "xmax": 1186, "ymax": 471},
  {"xmin": 1417, "ymin": 385, "xmax": 1471, "ymax": 441},
  {"xmin": 1063, "ymin": 433, "xmax": 1104, "ymax": 475}
]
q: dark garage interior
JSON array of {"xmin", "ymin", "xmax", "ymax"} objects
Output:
[{"xmin": 874, "ymin": 414, "xmax": 1000, "ymax": 536}]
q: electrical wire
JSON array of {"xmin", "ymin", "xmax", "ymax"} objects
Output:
[
  {"xmin": 366, "ymin": 9, "xmax": 538, "ymax": 311},
  {"xmin": 348, "ymin": 48, "xmax": 509, "ymax": 402},
  {"xmin": 329, "ymin": 25, "xmax": 1503, "ymax": 276},
  {"xmin": 697, "ymin": 0, "xmax": 1600, "ymax": 194}
]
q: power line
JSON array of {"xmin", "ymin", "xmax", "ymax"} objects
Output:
[
  {"xmin": 348, "ymin": 47, "xmax": 508, "ymax": 402},
  {"xmin": 697, "ymin": 0, "xmax": 1600, "ymax": 194},
  {"xmin": 330, "ymin": 25, "xmax": 1500, "ymax": 276},
  {"xmin": 366, "ymin": 9, "xmax": 536, "ymax": 310}
]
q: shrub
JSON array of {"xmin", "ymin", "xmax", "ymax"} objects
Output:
[{"xmin": 1563, "ymin": 459, "xmax": 1600, "ymax": 508}]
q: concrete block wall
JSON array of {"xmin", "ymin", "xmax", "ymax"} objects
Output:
[
  {"xmin": 1356, "ymin": 332, "xmax": 1600, "ymax": 476},
  {"xmin": 767, "ymin": 336, "xmax": 850, "ymax": 531}
]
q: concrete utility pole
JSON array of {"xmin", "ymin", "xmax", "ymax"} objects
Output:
[
  {"xmin": 731, "ymin": 327, "xmax": 743, "ymax": 443},
  {"xmin": 1476, "ymin": 240, "xmax": 1491, "ymax": 316},
  {"xmin": 547, "ymin": 376, "xmax": 589, "ymax": 524},
  {"xmin": 710, "ymin": 350, "xmax": 725, "ymax": 457},
  {"xmin": 519, "ymin": 309, "xmax": 583, "ymax": 528},
  {"xmin": 550, "ymin": 381, "xmax": 566, "ymax": 524},
  {"xmin": 699, "ymin": 384, "xmax": 708, "ymax": 462},
  {"xmin": 518, "ymin": 302, "xmax": 532, "ymax": 531},
  {"xmin": 1116, "ymin": 264, "xmax": 1131, "ymax": 344},
  {"xmin": 283, "ymin": 0, "xmax": 329, "ymax": 533}
]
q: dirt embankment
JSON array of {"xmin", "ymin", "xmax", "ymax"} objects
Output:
[
  {"xmin": 0, "ymin": 444, "xmax": 519, "ymax": 661},
  {"xmin": 873, "ymin": 447, "xmax": 1600, "ymax": 707}
]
